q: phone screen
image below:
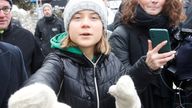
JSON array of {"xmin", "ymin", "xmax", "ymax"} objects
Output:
[{"xmin": 149, "ymin": 28, "xmax": 171, "ymax": 53}]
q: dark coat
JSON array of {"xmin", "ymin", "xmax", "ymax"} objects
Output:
[
  {"xmin": 24, "ymin": 49, "xmax": 153, "ymax": 108},
  {"xmin": 109, "ymin": 24, "xmax": 175, "ymax": 108},
  {"xmin": 1, "ymin": 24, "xmax": 44, "ymax": 75},
  {"xmin": 107, "ymin": 11, "xmax": 122, "ymax": 31},
  {"xmin": 34, "ymin": 14, "xmax": 65, "ymax": 56},
  {"xmin": 107, "ymin": 3, "xmax": 123, "ymax": 32},
  {"xmin": 182, "ymin": 0, "xmax": 192, "ymax": 29},
  {"xmin": 0, "ymin": 42, "xmax": 28, "ymax": 108}
]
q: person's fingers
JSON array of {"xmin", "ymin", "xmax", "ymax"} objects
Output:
[
  {"xmin": 153, "ymin": 51, "xmax": 176, "ymax": 60},
  {"xmin": 153, "ymin": 40, "xmax": 167, "ymax": 53},
  {"xmin": 158, "ymin": 53, "xmax": 175, "ymax": 64},
  {"xmin": 146, "ymin": 51, "xmax": 176, "ymax": 70},
  {"xmin": 151, "ymin": 53, "xmax": 175, "ymax": 69},
  {"xmin": 147, "ymin": 40, "xmax": 153, "ymax": 52}
]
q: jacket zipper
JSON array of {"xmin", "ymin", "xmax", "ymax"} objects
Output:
[
  {"xmin": 0, "ymin": 34, "xmax": 3, "ymax": 40},
  {"xmin": 0, "ymin": 30, "xmax": 4, "ymax": 40},
  {"xmin": 93, "ymin": 63, "xmax": 100, "ymax": 108},
  {"xmin": 84, "ymin": 54, "xmax": 102, "ymax": 108}
]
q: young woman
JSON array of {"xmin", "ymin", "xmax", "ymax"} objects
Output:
[
  {"xmin": 9, "ymin": 0, "xmax": 144, "ymax": 108},
  {"xmin": 109, "ymin": 0, "xmax": 186, "ymax": 108}
]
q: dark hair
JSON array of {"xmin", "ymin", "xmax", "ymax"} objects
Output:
[{"xmin": 6, "ymin": 0, "xmax": 13, "ymax": 7}]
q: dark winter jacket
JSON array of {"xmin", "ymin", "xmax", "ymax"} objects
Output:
[
  {"xmin": 109, "ymin": 5, "xmax": 176, "ymax": 108},
  {"xmin": 0, "ymin": 42, "xmax": 28, "ymax": 108},
  {"xmin": 34, "ymin": 14, "xmax": 65, "ymax": 57},
  {"xmin": 1, "ymin": 23, "xmax": 44, "ymax": 75},
  {"xmin": 109, "ymin": 24, "xmax": 175, "ymax": 108},
  {"xmin": 24, "ymin": 32, "xmax": 152, "ymax": 108},
  {"xmin": 107, "ymin": 3, "xmax": 123, "ymax": 32},
  {"xmin": 182, "ymin": 0, "xmax": 192, "ymax": 29}
]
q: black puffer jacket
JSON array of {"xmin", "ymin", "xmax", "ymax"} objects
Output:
[
  {"xmin": 24, "ymin": 31, "xmax": 154, "ymax": 108},
  {"xmin": 25, "ymin": 49, "xmax": 152, "ymax": 108},
  {"xmin": 25, "ymin": 51, "xmax": 121, "ymax": 108}
]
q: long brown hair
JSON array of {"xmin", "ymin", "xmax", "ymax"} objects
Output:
[{"xmin": 121, "ymin": 0, "xmax": 186, "ymax": 27}]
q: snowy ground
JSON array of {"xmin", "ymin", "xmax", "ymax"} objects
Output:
[{"xmin": 12, "ymin": 5, "xmax": 39, "ymax": 34}]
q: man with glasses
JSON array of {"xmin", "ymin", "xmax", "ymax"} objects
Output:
[
  {"xmin": 0, "ymin": 0, "xmax": 44, "ymax": 76},
  {"xmin": 0, "ymin": 5, "xmax": 11, "ymax": 16}
]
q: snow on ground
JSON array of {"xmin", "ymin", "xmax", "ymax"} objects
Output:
[{"xmin": 12, "ymin": 5, "xmax": 39, "ymax": 34}]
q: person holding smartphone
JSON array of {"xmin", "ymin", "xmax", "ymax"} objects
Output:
[
  {"xmin": 7, "ymin": 0, "xmax": 143, "ymax": 108},
  {"xmin": 109, "ymin": 0, "xmax": 186, "ymax": 108}
]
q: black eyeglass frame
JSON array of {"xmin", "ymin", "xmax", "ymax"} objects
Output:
[{"xmin": 0, "ymin": 6, "xmax": 12, "ymax": 15}]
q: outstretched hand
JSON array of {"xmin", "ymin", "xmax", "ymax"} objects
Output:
[
  {"xmin": 8, "ymin": 83, "xmax": 71, "ymax": 108},
  {"xmin": 108, "ymin": 75, "xmax": 141, "ymax": 108}
]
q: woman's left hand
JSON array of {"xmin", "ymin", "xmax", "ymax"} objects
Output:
[{"xmin": 145, "ymin": 40, "xmax": 176, "ymax": 71}]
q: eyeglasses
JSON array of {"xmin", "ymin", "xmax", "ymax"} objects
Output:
[{"xmin": 0, "ymin": 6, "xmax": 11, "ymax": 15}]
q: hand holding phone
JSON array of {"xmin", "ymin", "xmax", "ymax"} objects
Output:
[{"xmin": 149, "ymin": 28, "xmax": 171, "ymax": 53}]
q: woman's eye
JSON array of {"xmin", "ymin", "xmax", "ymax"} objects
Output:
[
  {"xmin": 72, "ymin": 14, "xmax": 81, "ymax": 20},
  {"xmin": 91, "ymin": 17, "xmax": 97, "ymax": 19},
  {"xmin": 91, "ymin": 16, "xmax": 99, "ymax": 20},
  {"xmin": 73, "ymin": 16, "xmax": 81, "ymax": 19}
]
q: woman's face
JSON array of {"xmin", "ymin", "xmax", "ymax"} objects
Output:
[
  {"xmin": 138, "ymin": 0, "xmax": 166, "ymax": 15},
  {"xmin": 68, "ymin": 10, "xmax": 103, "ymax": 49}
]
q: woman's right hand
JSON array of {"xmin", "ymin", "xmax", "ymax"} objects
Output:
[{"xmin": 145, "ymin": 40, "xmax": 176, "ymax": 71}]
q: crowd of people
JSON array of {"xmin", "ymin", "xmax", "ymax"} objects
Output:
[{"xmin": 0, "ymin": 0, "xmax": 192, "ymax": 108}]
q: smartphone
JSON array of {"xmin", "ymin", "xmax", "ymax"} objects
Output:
[{"xmin": 149, "ymin": 28, "xmax": 171, "ymax": 53}]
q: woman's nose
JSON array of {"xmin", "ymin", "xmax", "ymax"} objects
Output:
[
  {"xmin": 151, "ymin": 0, "xmax": 158, "ymax": 3},
  {"xmin": 81, "ymin": 18, "xmax": 90, "ymax": 28}
]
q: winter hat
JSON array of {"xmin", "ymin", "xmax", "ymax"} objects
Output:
[
  {"xmin": 8, "ymin": 83, "xmax": 71, "ymax": 108},
  {"xmin": 63, "ymin": 0, "xmax": 108, "ymax": 32},
  {"xmin": 42, "ymin": 3, "xmax": 53, "ymax": 11},
  {"xmin": 176, "ymin": 36, "xmax": 192, "ymax": 80},
  {"xmin": 6, "ymin": 0, "xmax": 13, "ymax": 7}
]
